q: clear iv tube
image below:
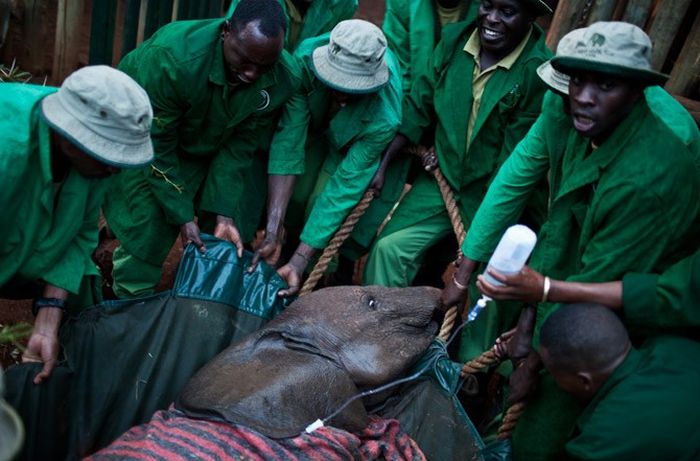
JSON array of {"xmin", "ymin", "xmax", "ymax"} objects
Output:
[{"xmin": 306, "ymin": 297, "xmax": 489, "ymax": 433}]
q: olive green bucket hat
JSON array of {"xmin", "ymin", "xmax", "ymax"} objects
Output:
[
  {"xmin": 311, "ymin": 19, "xmax": 389, "ymax": 94},
  {"xmin": 537, "ymin": 27, "xmax": 586, "ymax": 94},
  {"xmin": 0, "ymin": 367, "xmax": 24, "ymax": 461},
  {"xmin": 41, "ymin": 65, "xmax": 155, "ymax": 168},
  {"xmin": 520, "ymin": 0, "xmax": 553, "ymax": 16},
  {"xmin": 551, "ymin": 21, "xmax": 669, "ymax": 86}
]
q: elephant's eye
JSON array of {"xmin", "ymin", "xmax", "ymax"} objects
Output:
[{"xmin": 368, "ymin": 298, "xmax": 377, "ymax": 309}]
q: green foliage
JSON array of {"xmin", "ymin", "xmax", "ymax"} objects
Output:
[
  {"xmin": 0, "ymin": 323, "xmax": 32, "ymax": 347},
  {"xmin": 0, "ymin": 58, "xmax": 32, "ymax": 83}
]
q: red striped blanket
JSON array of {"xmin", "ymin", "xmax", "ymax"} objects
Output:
[{"xmin": 86, "ymin": 410, "xmax": 426, "ymax": 461}]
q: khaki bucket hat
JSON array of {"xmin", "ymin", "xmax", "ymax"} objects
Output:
[
  {"xmin": 41, "ymin": 65, "xmax": 154, "ymax": 168},
  {"xmin": 0, "ymin": 367, "xmax": 24, "ymax": 461},
  {"xmin": 311, "ymin": 19, "xmax": 389, "ymax": 94},
  {"xmin": 536, "ymin": 27, "xmax": 586, "ymax": 94},
  {"xmin": 520, "ymin": 0, "xmax": 553, "ymax": 16},
  {"xmin": 551, "ymin": 21, "xmax": 668, "ymax": 86}
]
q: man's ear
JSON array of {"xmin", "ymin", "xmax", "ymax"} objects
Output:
[{"xmin": 577, "ymin": 371, "xmax": 594, "ymax": 393}]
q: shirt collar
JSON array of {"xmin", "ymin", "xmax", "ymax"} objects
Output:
[
  {"xmin": 463, "ymin": 26, "xmax": 533, "ymax": 72},
  {"xmin": 576, "ymin": 347, "xmax": 642, "ymax": 428}
]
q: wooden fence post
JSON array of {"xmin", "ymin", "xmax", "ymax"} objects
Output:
[
  {"xmin": 53, "ymin": 0, "xmax": 87, "ymax": 83},
  {"xmin": 647, "ymin": 0, "xmax": 694, "ymax": 70},
  {"xmin": 546, "ymin": 0, "xmax": 593, "ymax": 49},
  {"xmin": 621, "ymin": 0, "xmax": 654, "ymax": 27},
  {"xmin": 665, "ymin": 7, "xmax": 700, "ymax": 96},
  {"xmin": 587, "ymin": 0, "xmax": 618, "ymax": 23}
]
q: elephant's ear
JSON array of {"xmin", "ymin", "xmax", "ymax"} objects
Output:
[{"xmin": 176, "ymin": 337, "xmax": 367, "ymax": 439}]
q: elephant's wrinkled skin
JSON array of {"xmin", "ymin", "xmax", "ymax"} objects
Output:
[{"xmin": 176, "ymin": 285, "xmax": 440, "ymax": 438}]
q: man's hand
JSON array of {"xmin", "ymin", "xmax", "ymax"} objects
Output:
[
  {"xmin": 420, "ymin": 146, "xmax": 438, "ymax": 172},
  {"xmin": 493, "ymin": 326, "xmax": 517, "ymax": 360},
  {"xmin": 440, "ymin": 257, "xmax": 478, "ymax": 310},
  {"xmin": 276, "ymin": 262, "xmax": 303, "ymax": 297},
  {"xmin": 214, "ymin": 215, "xmax": 244, "ymax": 258},
  {"xmin": 180, "ymin": 220, "xmax": 206, "ymax": 253},
  {"xmin": 477, "ymin": 266, "xmax": 545, "ymax": 302},
  {"xmin": 277, "ymin": 243, "xmax": 315, "ymax": 297},
  {"xmin": 508, "ymin": 350, "xmax": 542, "ymax": 405},
  {"xmin": 368, "ymin": 167, "xmax": 386, "ymax": 193},
  {"xmin": 441, "ymin": 276, "xmax": 469, "ymax": 311},
  {"xmin": 22, "ymin": 305, "xmax": 63, "ymax": 384},
  {"xmin": 249, "ymin": 231, "xmax": 282, "ymax": 271}
]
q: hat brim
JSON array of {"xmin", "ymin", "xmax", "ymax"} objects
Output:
[
  {"xmin": 41, "ymin": 93, "xmax": 154, "ymax": 169},
  {"xmin": 537, "ymin": 61, "xmax": 570, "ymax": 94},
  {"xmin": 551, "ymin": 56, "xmax": 669, "ymax": 87},
  {"xmin": 0, "ymin": 400, "xmax": 24, "ymax": 461},
  {"xmin": 310, "ymin": 45, "xmax": 389, "ymax": 95},
  {"xmin": 522, "ymin": 0, "xmax": 553, "ymax": 16}
]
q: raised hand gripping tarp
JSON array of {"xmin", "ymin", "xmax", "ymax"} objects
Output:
[{"xmin": 5, "ymin": 235, "xmax": 291, "ymax": 460}]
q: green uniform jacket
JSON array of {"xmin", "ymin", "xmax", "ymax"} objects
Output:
[
  {"xmin": 566, "ymin": 336, "xmax": 700, "ymax": 461},
  {"xmin": 400, "ymin": 21, "xmax": 552, "ymax": 230},
  {"xmin": 623, "ymin": 248, "xmax": 700, "ymax": 335},
  {"xmin": 103, "ymin": 19, "xmax": 302, "ymax": 265},
  {"xmin": 268, "ymin": 33, "xmax": 403, "ymax": 250},
  {"xmin": 462, "ymin": 89, "xmax": 700, "ymax": 342},
  {"xmin": 226, "ymin": 0, "xmax": 358, "ymax": 52},
  {"xmin": 0, "ymin": 84, "xmax": 107, "ymax": 294},
  {"xmin": 383, "ymin": 0, "xmax": 479, "ymax": 95}
]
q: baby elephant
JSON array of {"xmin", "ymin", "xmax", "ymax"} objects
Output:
[{"xmin": 176, "ymin": 285, "xmax": 441, "ymax": 438}]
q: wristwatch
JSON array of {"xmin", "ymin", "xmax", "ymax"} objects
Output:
[{"xmin": 31, "ymin": 297, "xmax": 67, "ymax": 316}]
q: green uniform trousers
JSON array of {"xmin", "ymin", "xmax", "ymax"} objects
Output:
[
  {"xmin": 364, "ymin": 173, "xmax": 454, "ymax": 287},
  {"xmin": 111, "ymin": 246, "xmax": 166, "ymax": 299}
]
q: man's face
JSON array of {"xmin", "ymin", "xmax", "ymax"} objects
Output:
[
  {"xmin": 568, "ymin": 71, "xmax": 642, "ymax": 143},
  {"xmin": 331, "ymin": 90, "xmax": 361, "ymax": 108},
  {"xmin": 477, "ymin": 0, "xmax": 533, "ymax": 56},
  {"xmin": 53, "ymin": 132, "xmax": 120, "ymax": 179},
  {"xmin": 222, "ymin": 20, "xmax": 284, "ymax": 85}
]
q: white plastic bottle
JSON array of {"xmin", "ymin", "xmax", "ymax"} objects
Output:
[{"xmin": 482, "ymin": 224, "xmax": 537, "ymax": 287}]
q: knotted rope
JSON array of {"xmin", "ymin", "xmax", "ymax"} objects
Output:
[
  {"xmin": 497, "ymin": 402, "xmax": 526, "ymax": 439},
  {"xmin": 406, "ymin": 145, "xmax": 526, "ymax": 439},
  {"xmin": 299, "ymin": 189, "xmax": 376, "ymax": 296},
  {"xmin": 406, "ymin": 146, "xmax": 466, "ymax": 342}
]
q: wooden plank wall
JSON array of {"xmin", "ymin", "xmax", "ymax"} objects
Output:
[{"xmin": 0, "ymin": 0, "xmax": 698, "ymax": 102}]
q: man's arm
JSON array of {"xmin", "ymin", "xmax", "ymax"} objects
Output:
[
  {"xmin": 250, "ymin": 174, "xmax": 296, "ymax": 269},
  {"xmin": 250, "ymin": 88, "xmax": 312, "ymax": 268},
  {"xmin": 22, "ymin": 179, "xmax": 109, "ymax": 384},
  {"xmin": 382, "ymin": 0, "xmax": 412, "ymax": 95},
  {"xmin": 23, "ymin": 284, "xmax": 67, "ymax": 384},
  {"xmin": 622, "ymin": 251, "xmax": 700, "ymax": 330},
  {"xmin": 299, "ymin": 130, "xmax": 390, "ymax": 250},
  {"xmin": 441, "ymin": 107, "xmax": 554, "ymax": 307}
]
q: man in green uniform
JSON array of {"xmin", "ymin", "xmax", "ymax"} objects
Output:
[
  {"xmin": 227, "ymin": 0, "xmax": 358, "ymax": 52},
  {"xmin": 443, "ymin": 22, "xmax": 700, "ymax": 460},
  {"xmin": 383, "ymin": 0, "xmax": 480, "ymax": 96},
  {"xmin": 539, "ymin": 303, "xmax": 700, "ymax": 460},
  {"xmin": 363, "ymin": 0, "xmax": 553, "ymax": 288},
  {"xmin": 104, "ymin": 0, "xmax": 302, "ymax": 298},
  {"xmin": 0, "ymin": 66, "xmax": 154, "ymax": 383},
  {"xmin": 259, "ymin": 20, "xmax": 402, "ymax": 296}
]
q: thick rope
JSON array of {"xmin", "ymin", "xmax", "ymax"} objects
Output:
[
  {"xmin": 299, "ymin": 189, "xmax": 376, "ymax": 296},
  {"xmin": 459, "ymin": 348, "xmax": 500, "ymax": 376},
  {"xmin": 407, "ymin": 146, "xmax": 466, "ymax": 342},
  {"xmin": 407, "ymin": 146, "xmax": 466, "ymax": 243},
  {"xmin": 497, "ymin": 402, "xmax": 526, "ymax": 439},
  {"xmin": 384, "ymin": 145, "xmax": 526, "ymax": 438}
]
